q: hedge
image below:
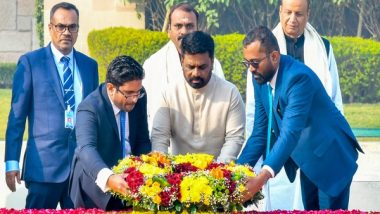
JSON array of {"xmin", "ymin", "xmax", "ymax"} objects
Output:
[
  {"xmin": 88, "ymin": 27, "xmax": 380, "ymax": 103},
  {"xmin": 329, "ymin": 37, "xmax": 380, "ymax": 103},
  {"xmin": 88, "ymin": 27, "xmax": 169, "ymax": 81},
  {"xmin": 0, "ymin": 63, "xmax": 16, "ymax": 89}
]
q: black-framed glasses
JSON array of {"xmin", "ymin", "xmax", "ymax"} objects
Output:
[
  {"xmin": 51, "ymin": 23, "xmax": 79, "ymax": 33},
  {"xmin": 116, "ymin": 87, "xmax": 145, "ymax": 101},
  {"xmin": 242, "ymin": 55, "xmax": 268, "ymax": 69}
]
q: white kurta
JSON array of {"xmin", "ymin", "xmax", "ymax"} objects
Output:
[
  {"xmin": 151, "ymin": 75, "xmax": 245, "ymax": 163},
  {"xmin": 143, "ymin": 41, "xmax": 225, "ymax": 132}
]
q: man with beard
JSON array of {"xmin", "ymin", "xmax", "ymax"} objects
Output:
[
  {"xmin": 151, "ymin": 31, "xmax": 244, "ymax": 163},
  {"xmin": 244, "ymin": 0, "xmax": 344, "ymax": 210},
  {"xmin": 4, "ymin": 2, "xmax": 98, "ymax": 209},
  {"xmin": 143, "ymin": 3, "xmax": 225, "ymax": 132},
  {"xmin": 237, "ymin": 26, "xmax": 362, "ymax": 210}
]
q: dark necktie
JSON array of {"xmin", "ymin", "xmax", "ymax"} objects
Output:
[
  {"xmin": 266, "ymin": 84, "xmax": 273, "ymax": 156},
  {"xmin": 61, "ymin": 56, "xmax": 75, "ymax": 110},
  {"xmin": 120, "ymin": 111, "xmax": 126, "ymax": 157}
]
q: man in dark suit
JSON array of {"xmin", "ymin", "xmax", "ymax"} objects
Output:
[
  {"xmin": 69, "ymin": 55, "xmax": 151, "ymax": 210},
  {"xmin": 237, "ymin": 26, "xmax": 363, "ymax": 210},
  {"xmin": 4, "ymin": 2, "xmax": 98, "ymax": 209}
]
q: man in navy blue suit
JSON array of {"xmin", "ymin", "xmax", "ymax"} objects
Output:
[
  {"xmin": 237, "ymin": 26, "xmax": 363, "ymax": 210},
  {"xmin": 69, "ymin": 55, "xmax": 151, "ymax": 210},
  {"xmin": 4, "ymin": 2, "xmax": 98, "ymax": 209}
]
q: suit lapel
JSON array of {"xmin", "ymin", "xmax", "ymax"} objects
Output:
[
  {"xmin": 272, "ymin": 56, "xmax": 285, "ymax": 136},
  {"xmin": 101, "ymin": 84, "xmax": 120, "ymax": 139},
  {"xmin": 45, "ymin": 44, "xmax": 65, "ymax": 109},
  {"xmin": 75, "ymin": 50, "xmax": 89, "ymax": 97},
  {"xmin": 128, "ymin": 110, "xmax": 136, "ymax": 151}
]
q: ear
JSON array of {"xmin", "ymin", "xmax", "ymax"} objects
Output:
[
  {"xmin": 271, "ymin": 51, "xmax": 281, "ymax": 64},
  {"xmin": 106, "ymin": 83, "xmax": 115, "ymax": 95}
]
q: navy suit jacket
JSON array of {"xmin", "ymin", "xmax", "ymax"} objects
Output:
[
  {"xmin": 5, "ymin": 44, "xmax": 98, "ymax": 183},
  {"xmin": 69, "ymin": 83, "xmax": 151, "ymax": 209},
  {"xmin": 237, "ymin": 55, "xmax": 363, "ymax": 197}
]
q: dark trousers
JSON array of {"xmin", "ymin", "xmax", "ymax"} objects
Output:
[
  {"xmin": 105, "ymin": 196, "xmax": 128, "ymax": 211},
  {"xmin": 25, "ymin": 179, "xmax": 73, "ymax": 209},
  {"xmin": 300, "ymin": 171, "xmax": 351, "ymax": 210}
]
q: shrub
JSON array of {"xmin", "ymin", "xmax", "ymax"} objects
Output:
[
  {"xmin": 88, "ymin": 27, "xmax": 380, "ymax": 103},
  {"xmin": 329, "ymin": 37, "xmax": 380, "ymax": 103},
  {"xmin": 0, "ymin": 63, "xmax": 17, "ymax": 89},
  {"xmin": 88, "ymin": 27, "xmax": 168, "ymax": 81},
  {"xmin": 214, "ymin": 34, "xmax": 246, "ymax": 99}
]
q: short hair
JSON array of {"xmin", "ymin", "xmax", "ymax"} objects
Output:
[
  {"xmin": 168, "ymin": 2, "xmax": 199, "ymax": 30},
  {"xmin": 279, "ymin": 0, "xmax": 310, "ymax": 11},
  {"xmin": 106, "ymin": 55, "xmax": 145, "ymax": 87},
  {"xmin": 243, "ymin": 26, "xmax": 280, "ymax": 55},
  {"xmin": 50, "ymin": 2, "xmax": 79, "ymax": 21},
  {"xmin": 180, "ymin": 31, "xmax": 214, "ymax": 59}
]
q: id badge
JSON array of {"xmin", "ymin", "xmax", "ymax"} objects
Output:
[{"xmin": 65, "ymin": 106, "xmax": 74, "ymax": 129}]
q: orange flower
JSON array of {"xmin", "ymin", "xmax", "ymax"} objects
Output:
[{"xmin": 210, "ymin": 168, "xmax": 224, "ymax": 179}]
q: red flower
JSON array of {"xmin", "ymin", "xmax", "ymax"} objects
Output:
[
  {"xmin": 124, "ymin": 167, "xmax": 144, "ymax": 193},
  {"xmin": 173, "ymin": 162, "xmax": 198, "ymax": 173},
  {"xmin": 166, "ymin": 173, "xmax": 182, "ymax": 186}
]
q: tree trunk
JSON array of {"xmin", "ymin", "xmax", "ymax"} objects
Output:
[{"xmin": 356, "ymin": 0, "xmax": 364, "ymax": 37}]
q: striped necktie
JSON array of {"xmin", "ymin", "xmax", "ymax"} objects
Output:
[
  {"xmin": 266, "ymin": 84, "xmax": 273, "ymax": 157},
  {"xmin": 61, "ymin": 56, "xmax": 75, "ymax": 110}
]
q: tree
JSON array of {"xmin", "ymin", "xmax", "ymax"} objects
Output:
[{"xmin": 122, "ymin": 0, "xmax": 232, "ymax": 33}]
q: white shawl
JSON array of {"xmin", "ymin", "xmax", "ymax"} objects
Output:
[{"xmin": 273, "ymin": 22, "xmax": 332, "ymax": 97}]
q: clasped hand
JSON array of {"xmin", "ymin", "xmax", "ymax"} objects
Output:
[{"xmin": 241, "ymin": 169, "xmax": 272, "ymax": 203}]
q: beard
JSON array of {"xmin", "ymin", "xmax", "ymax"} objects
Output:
[
  {"xmin": 253, "ymin": 63, "xmax": 276, "ymax": 85},
  {"xmin": 187, "ymin": 77, "xmax": 207, "ymax": 89}
]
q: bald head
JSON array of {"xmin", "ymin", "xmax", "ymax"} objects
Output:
[{"xmin": 279, "ymin": 0, "xmax": 310, "ymax": 38}]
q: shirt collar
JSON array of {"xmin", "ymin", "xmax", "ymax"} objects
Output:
[
  {"xmin": 50, "ymin": 43, "xmax": 74, "ymax": 64},
  {"xmin": 107, "ymin": 90, "xmax": 121, "ymax": 116}
]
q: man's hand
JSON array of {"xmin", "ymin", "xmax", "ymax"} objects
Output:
[
  {"xmin": 6, "ymin": 170, "xmax": 21, "ymax": 192},
  {"xmin": 107, "ymin": 174, "xmax": 128, "ymax": 195},
  {"xmin": 242, "ymin": 169, "xmax": 272, "ymax": 202}
]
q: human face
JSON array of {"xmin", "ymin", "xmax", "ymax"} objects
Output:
[
  {"xmin": 280, "ymin": 0, "xmax": 309, "ymax": 38},
  {"xmin": 168, "ymin": 9, "xmax": 197, "ymax": 52},
  {"xmin": 243, "ymin": 41, "xmax": 279, "ymax": 85},
  {"xmin": 49, "ymin": 8, "xmax": 78, "ymax": 55},
  {"xmin": 182, "ymin": 53, "xmax": 213, "ymax": 89},
  {"xmin": 107, "ymin": 80, "xmax": 143, "ymax": 112}
]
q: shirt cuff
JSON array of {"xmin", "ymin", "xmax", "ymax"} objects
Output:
[
  {"xmin": 95, "ymin": 168, "xmax": 114, "ymax": 193},
  {"xmin": 5, "ymin": 161, "xmax": 19, "ymax": 172},
  {"xmin": 262, "ymin": 165, "xmax": 275, "ymax": 178}
]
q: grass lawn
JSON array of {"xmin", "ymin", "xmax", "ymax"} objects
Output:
[
  {"xmin": 344, "ymin": 103, "xmax": 380, "ymax": 128},
  {"xmin": 0, "ymin": 88, "xmax": 379, "ymax": 140}
]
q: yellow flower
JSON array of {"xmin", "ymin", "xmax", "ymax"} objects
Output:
[
  {"xmin": 180, "ymin": 174, "xmax": 212, "ymax": 204},
  {"xmin": 153, "ymin": 195, "xmax": 161, "ymax": 204},
  {"xmin": 139, "ymin": 163, "xmax": 167, "ymax": 177},
  {"xmin": 174, "ymin": 153, "xmax": 214, "ymax": 169}
]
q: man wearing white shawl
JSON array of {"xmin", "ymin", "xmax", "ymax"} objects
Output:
[
  {"xmin": 143, "ymin": 3, "xmax": 225, "ymax": 132},
  {"xmin": 244, "ymin": 0, "xmax": 343, "ymax": 211}
]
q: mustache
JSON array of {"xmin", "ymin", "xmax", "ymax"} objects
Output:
[{"xmin": 189, "ymin": 77, "xmax": 203, "ymax": 82}]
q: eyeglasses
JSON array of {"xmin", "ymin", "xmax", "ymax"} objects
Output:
[
  {"xmin": 117, "ymin": 87, "xmax": 145, "ymax": 101},
  {"xmin": 51, "ymin": 23, "xmax": 79, "ymax": 33},
  {"xmin": 242, "ymin": 55, "xmax": 268, "ymax": 69}
]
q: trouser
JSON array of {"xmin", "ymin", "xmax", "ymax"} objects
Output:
[
  {"xmin": 300, "ymin": 171, "xmax": 351, "ymax": 210},
  {"xmin": 25, "ymin": 179, "xmax": 73, "ymax": 209}
]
